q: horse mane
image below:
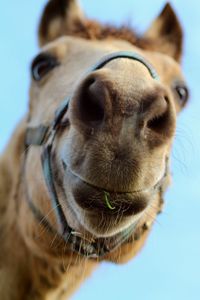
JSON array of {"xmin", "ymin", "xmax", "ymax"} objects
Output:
[{"xmin": 68, "ymin": 19, "xmax": 155, "ymax": 50}]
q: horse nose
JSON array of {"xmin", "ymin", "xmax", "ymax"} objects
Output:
[
  {"xmin": 72, "ymin": 75, "xmax": 109, "ymax": 127},
  {"xmin": 71, "ymin": 73, "xmax": 174, "ymax": 141}
]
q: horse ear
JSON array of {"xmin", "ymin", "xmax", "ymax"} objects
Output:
[
  {"xmin": 144, "ymin": 3, "xmax": 183, "ymax": 62},
  {"xmin": 38, "ymin": 0, "xmax": 85, "ymax": 46}
]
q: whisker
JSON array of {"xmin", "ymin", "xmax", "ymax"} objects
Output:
[
  {"xmin": 38, "ymin": 203, "xmax": 61, "ymax": 227},
  {"xmin": 143, "ymin": 210, "xmax": 161, "ymax": 227},
  {"xmin": 50, "ymin": 232, "xmax": 58, "ymax": 248}
]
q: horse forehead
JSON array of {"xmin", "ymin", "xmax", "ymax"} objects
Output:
[
  {"xmin": 43, "ymin": 36, "xmax": 181, "ymax": 77},
  {"xmin": 43, "ymin": 36, "xmax": 143, "ymax": 62}
]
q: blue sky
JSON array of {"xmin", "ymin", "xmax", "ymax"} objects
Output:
[{"xmin": 1, "ymin": 1, "xmax": 200, "ymax": 299}]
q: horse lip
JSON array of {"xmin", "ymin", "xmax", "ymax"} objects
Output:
[
  {"xmin": 61, "ymin": 159, "xmax": 166, "ymax": 219},
  {"xmin": 61, "ymin": 159, "xmax": 162, "ymax": 195}
]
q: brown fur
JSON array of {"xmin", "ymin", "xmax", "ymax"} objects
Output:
[
  {"xmin": 0, "ymin": 1, "xmax": 188, "ymax": 299},
  {"xmin": 39, "ymin": 1, "xmax": 182, "ymax": 61}
]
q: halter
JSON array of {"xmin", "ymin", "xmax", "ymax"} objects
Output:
[{"xmin": 24, "ymin": 51, "xmax": 161, "ymax": 258}]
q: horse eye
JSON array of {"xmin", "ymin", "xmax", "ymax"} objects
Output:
[
  {"xmin": 174, "ymin": 84, "xmax": 189, "ymax": 107},
  {"xmin": 31, "ymin": 53, "xmax": 59, "ymax": 81}
]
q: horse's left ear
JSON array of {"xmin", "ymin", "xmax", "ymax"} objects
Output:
[
  {"xmin": 38, "ymin": 0, "xmax": 85, "ymax": 46},
  {"xmin": 144, "ymin": 3, "xmax": 183, "ymax": 62}
]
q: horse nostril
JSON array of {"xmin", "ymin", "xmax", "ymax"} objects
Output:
[
  {"xmin": 76, "ymin": 77, "xmax": 105, "ymax": 127},
  {"xmin": 146, "ymin": 96, "xmax": 170, "ymax": 135},
  {"xmin": 147, "ymin": 110, "xmax": 169, "ymax": 135}
]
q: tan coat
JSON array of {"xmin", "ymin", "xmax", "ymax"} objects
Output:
[{"xmin": 0, "ymin": 1, "xmax": 188, "ymax": 299}]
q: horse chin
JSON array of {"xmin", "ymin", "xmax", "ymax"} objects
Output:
[{"xmin": 71, "ymin": 207, "xmax": 143, "ymax": 238}]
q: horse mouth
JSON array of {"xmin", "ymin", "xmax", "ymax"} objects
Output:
[
  {"xmin": 62, "ymin": 160, "xmax": 150, "ymax": 215},
  {"xmin": 60, "ymin": 160, "xmax": 163, "ymax": 238}
]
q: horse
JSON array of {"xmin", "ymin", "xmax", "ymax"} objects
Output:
[{"xmin": 0, "ymin": 1, "xmax": 189, "ymax": 299}]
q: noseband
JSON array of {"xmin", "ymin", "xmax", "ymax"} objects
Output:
[{"xmin": 25, "ymin": 51, "xmax": 160, "ymax": 258}]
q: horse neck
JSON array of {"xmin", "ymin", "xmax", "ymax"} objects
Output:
[
  {"xmin": 0, "ymin": 118, "xmax": 26, "ymax": 219},
  {"xmin": 0, "ymin": 118, "xmax": 96, "ymax": 300},
  {"xmin": 0, "ymin": 119, "xmax": 29, "ymax": 298}
]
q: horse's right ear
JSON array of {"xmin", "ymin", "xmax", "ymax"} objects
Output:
[{"xmin": 38, "ymin": 0, "xmax": 85, "ymax": 47}]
